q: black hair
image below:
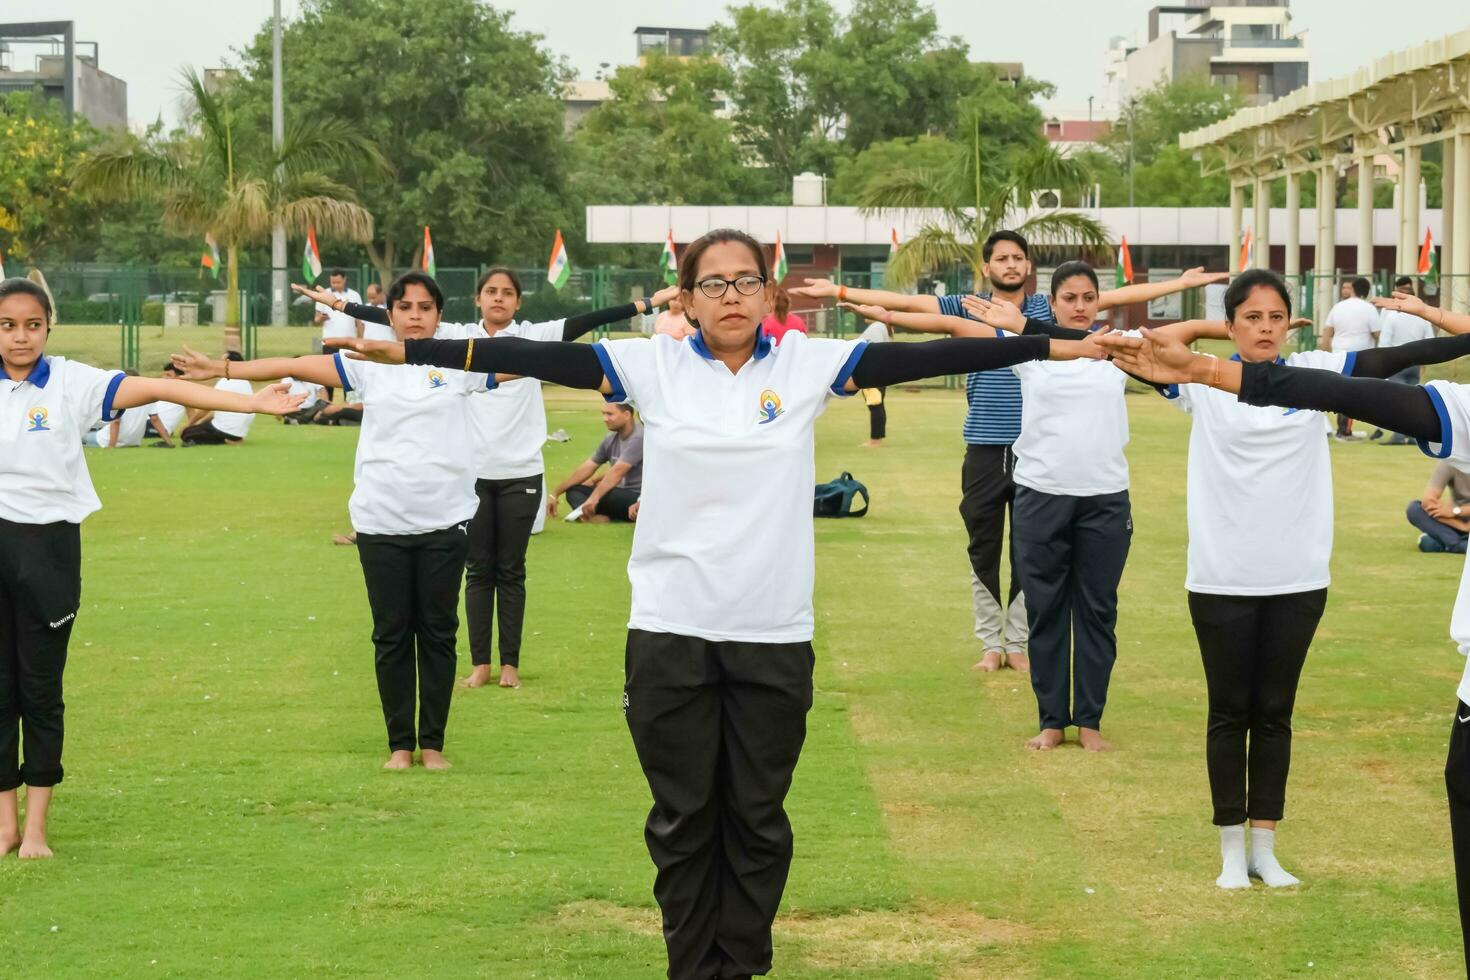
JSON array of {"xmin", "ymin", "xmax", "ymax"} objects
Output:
[
  {"xmin": 475, "ymin": 266, "xmax": 523, "ymax": 298},
  {"xmin": 1352, "ymin": 276, "xmax": 1371, "ymax": 298},
  {"xmin": 1223, "ymin": 268, "xmax": 1292, "ymax": 321},
  {"xmin": 1049, "ymin": 260, "xmax": 1099, "ymax": 296},
  {"xmin": 330, "ymin": 268, "xmax": 347, "ymax": 279},
  {"xmin": 982, "ymin": 230, "xmax": 1029, "ymax": 263},
  {"xmin": 225, "ymin": 350, "xmax": 245, "ymax": 362},
  {"xmin": 677, "ymin": 228, "xmax": 770, "ymax": 296},
  {"xmin": 386, "ymin": 271, "xmax": 445, "ymax": 311},
  {"xmin": 0, "ymin": 277, "xmax": 54, "ymax": 324},
  {"xmin": 1394, "ymin": 275, "xmax": 1416, "ymax": 295},
  {"xmin": 162, "ymin": 362, "xmax": 184, "ymax": 376}
]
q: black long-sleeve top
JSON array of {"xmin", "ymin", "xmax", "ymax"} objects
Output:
[
  {"xmin": 403, "ymin": 333, "xmax": 1055, "ymax": 392},
  {"xmin": 343, "ymin": 301, "xmax": 644, "ymax": 343}
]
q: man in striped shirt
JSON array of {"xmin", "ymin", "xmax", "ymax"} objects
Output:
[{"xmin": 792, "ymin": 235, "xmax": 1225, "ymax": 674}]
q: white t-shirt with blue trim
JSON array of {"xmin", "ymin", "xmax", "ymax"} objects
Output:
[
  {"xmin": 1412, "ymin": 380, "xmax": 1470, "ymax": 705},
  {"xmin": 333, "ymin": 353, "xmax": 491, "ymax": 535},
  {"xmin": 594, "ymin": 330, "xmax": 865, "ymax": 643},
  {"xmin": 1166, "ymin": 349, "xmax": 1349, "ymax": 595},
  {"xmin": 1, "ymin": 355, "xmax": 124, "ymax": 524}
]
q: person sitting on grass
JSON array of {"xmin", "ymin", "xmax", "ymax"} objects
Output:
[
  {"xmin": 1409, "ymin": 460, "xmax": 1470, "ymax": 554},
  {"xmin": 281, "ymin": 376, "xmax": 327, "ymax": 425},
  {"xmin": 313, "ymin": 400, "xmax": 364, "ymax": 426},
  {"xmin": 548, "ymin": 402, "xmax": 644, "ymax": 523},
  {"xmin": 179, "ymin": 352, "xmax": 257, "ymax": 446}
]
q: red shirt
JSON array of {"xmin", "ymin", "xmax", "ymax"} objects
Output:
[{"xmin": 761, "ymin": 312, "xmax": 807, "ymax": 344}]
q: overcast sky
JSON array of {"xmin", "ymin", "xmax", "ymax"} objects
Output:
[{"xmin": 6, "ymin": 0, "xmax": 1463, "ymax": 126}]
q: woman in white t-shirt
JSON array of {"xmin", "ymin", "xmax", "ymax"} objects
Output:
[
  {"xmin": 0, "ymin": 278, "xmax": 301, "ymax": 859},
  {"xmin": 177, "ymin": 273, "xmax": 509, "ymax": 772},
  {"xmin": 1108, "ymin": 271, "xmax": 1470, "ymax": 890},
  {"xmin": 336, "ymin": 228, "xmax": 1103, "ymax": 979},
  {"xmin": 304, "ymin": 274, "xmax": 678, "ymax": 690}
]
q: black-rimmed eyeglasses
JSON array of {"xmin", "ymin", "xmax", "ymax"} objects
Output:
[{"xmin": 695, "ymin": 275, "xmax": 767, "ymax": 299}]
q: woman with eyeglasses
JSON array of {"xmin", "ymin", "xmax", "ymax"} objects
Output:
[{"xmin": 335, "ymin": 228, "xmax": 1103, "ymax": 980}]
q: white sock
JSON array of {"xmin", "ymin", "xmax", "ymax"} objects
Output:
[
  {"xmin": 1217, "ymin": 825, "xmax": 1250, "ymax": 889},
  {"xmin": 1247, "ymin": 827, "xmax": 1300, "ymax": 887}
]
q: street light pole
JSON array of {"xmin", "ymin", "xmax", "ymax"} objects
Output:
[{"xmin": 269, "ymin": 0, "xmax": 287, "ymax": 326}]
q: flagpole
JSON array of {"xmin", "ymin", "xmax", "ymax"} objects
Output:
[{"xmin": 269, "ymin": 0, "xmax": 288, "ymax": 326}]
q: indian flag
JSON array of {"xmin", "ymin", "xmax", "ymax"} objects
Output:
[
  {"xmin": 1419, "ymin": 228, "xmax": 1439, "ymax": 286},
  {"xmin": 201, "ymin": 233, "xmax": 220, "ymax": 279},
  {"xmin": 773, "ymin": 231, "xmax": 788, "ymax": 282},
  {"xmin": 1238, "ymin": 228, "xmax": 1253, "ymax": 272},
  {"xmin": 302, "ymin": 226, "xmax": 322, "ymax": 282},
  {"xmin": 422, "ymin": 225, "xmax": 436, "ymax": 278},
  {"xmin": 1115, "ymin": 236, "xmax": 1133, "ymax": 287},
  {"xmin": 659, "ymin": 229, "xmax": 677, "ymax": 286},
  {"xmin": 548, "ymin": 229, "xmax": 570, "ymax": 290}
]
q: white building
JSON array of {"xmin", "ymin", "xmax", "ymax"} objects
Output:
[{"xmin": 1113, "ymin": 1, "xmax": 1309, "ymax": 108}]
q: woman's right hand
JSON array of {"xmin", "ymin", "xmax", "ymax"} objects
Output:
[
  {"xmin": 1096, "ymin": 328, "xmax": 1198, "ymax": 383},
  {"xmin": 960, "ymin": 295, "xmax": 1027, "ymax": 333},
  {"xmin": 292, "ymin": 282, "xmax": 340, "ymax": 309},
  {"xmin": 838, "ymin": 301, "xmax": 890, "ymax": 324},
  {"xmin": 334, "ymin": 337, "xmax": 407, "ymax": 364},
  {"xmin": 170, "ymin": 345, "xmax": 221, "ymax": 380},
  {"xmin": 787, "ymin": 278, "xmax": 838, "ymax": 299}
]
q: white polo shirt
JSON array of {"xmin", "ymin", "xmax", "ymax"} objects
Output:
[
  {"xmin": 363, "ymin": 304, "xmax": 395, "ymax": 342},
  {"xmin": 437, "ymin": 318, "xmax": 564, "ymax": 480},
  {"xmin": 210, "ymin": 378, "xmax": 256, "ymax": 438},
  {"xmin": 0, "ymin": 355, "xmax": 124, "ymax": 525},
  {"xmin": 317, "ymin": 287, "xmax": 363, "ymax": 342},
  {"xmin": 1325, "ymin": 297, "xmax": 1380, "ymax": 353},
  {"xmin": 97, "ymin": 400, "xmax": 157, "ymax": 448},
  {"xmin": 1378, "ymin": 309, "xmax": 1435, "ymax": 349},
  {"xmin": 333, "ymin": 352, "xmax": 490, "ymax": 535},
  {"xmin": 283, "ymin": 376, "xmax": 324, "ymax": 405},
  {"xmin": 1412, "ymin": 381, "xmax": 1470, "ymax": 705},
  {"xmin": 1012, "ymin": 352, "xmax": 1132, "ymax": 496},
  {"xmin": 1164, "ymin": 349, "xmax": 1350, "ymax": 595},
  {"xmin": 595, "ymin": 330, "xmax": 866, "ymax": 643},
  {"xmin": 153, "ymin": 400, "xmax": 186, "ymax": 437}
]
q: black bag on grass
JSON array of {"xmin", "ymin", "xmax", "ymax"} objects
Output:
[{"xmin": 814, "ymin": 472, "xmax": 869, "ymax": 518}]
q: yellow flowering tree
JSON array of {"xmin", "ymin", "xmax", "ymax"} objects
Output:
[{"xmin": 0, "ymin": 92, "xmax": 97, "ymax": 270}]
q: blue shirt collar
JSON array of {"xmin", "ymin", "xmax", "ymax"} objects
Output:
[
  {"xmin": 688, "ymin": 328, "xmax": 772, "ymax": 362},
  {"xmin": 16, "ymin": 356, "xmax": 51, "ymax": 389}
]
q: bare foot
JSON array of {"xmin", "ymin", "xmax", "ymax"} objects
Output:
[
  {"xmin": 971, "ymin": 651, "xmax": 1003, "ymax": 672},
  {"xmin": 499, "ymin": 665, "xmax": 522, "ymax": 689},
  {"xmin": 331, "ymin": 533, "xmax": 357, "ymax": 546},
  {"xmin": 420, "ymin": 749, "xmax": 452, "ymax": 770},
  {"xmin": 0, "ymin": 831, "xmax": 19, "ymax": 856},
  {"xmin": 382, "ymin": 750, "xmax": 413, "ymax": 770},
  {"xmin": 860, "ymin": 439, "xmax": 884, "ymax": 448},
  {"xmin": 18, "ymin": 834, "xmax": 52, "ymax": 859},
  {"xmin": 1003, "ymin": 652, "xmax": 1030, "ymax": 674},
  {"xmin": 464, "ymin": 664, "xmax": 495, "ymax": 688},
  {"xmin": 1025, "ymin": 728, "xmax": 1065, "ymax": 751},
  {"xmin": 1078, "ymin": 728, "xmax": 1113, "ymax": 752}
]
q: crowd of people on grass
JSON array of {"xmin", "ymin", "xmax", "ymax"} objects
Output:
[{"xmin": 10, "ymin": 220, "xmax": 1470, "ymax": 979}]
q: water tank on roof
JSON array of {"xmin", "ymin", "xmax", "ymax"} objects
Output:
[{"xmin": 792, "ymin": 172, "xmax": 826, "ymax": 207}]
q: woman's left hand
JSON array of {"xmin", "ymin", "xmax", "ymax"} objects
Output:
[
  {"xmin": 334, "ymin": 337, "xmax": 407, "ymax": 364},
  {"xmin": 649, "ymin": 284, "xmax": 681, "ymax": 309},
  {"xmin": 960, "ymin": 295, "xmax": 1027, "ymax": 333},
  {"xmin": 170, "ymin": 345, "xmax": 221, "ymax": 380},
  {"xmin": 248, "ymin": 382, "xmax": 308, "ymax": 416},
  {"xmin": 838, "ymin": 301, "xmax": 890, "ymax": 324},
  {"xmin": 1096, "ymin": 328, "xmax": 1197, "ymax": 383},
  {"xmin": 1177, "ymin": 267, "xmax": 1230, "ymax": 290}
]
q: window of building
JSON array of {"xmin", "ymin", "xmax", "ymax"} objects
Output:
[{"xmin": 783, "ymin": 245, "xmax": 815, "ymax": 266}]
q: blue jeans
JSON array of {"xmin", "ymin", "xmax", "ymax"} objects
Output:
[{"xmin": 1408, "ymin": 500, "xmax": 1469, "ymax": 552}]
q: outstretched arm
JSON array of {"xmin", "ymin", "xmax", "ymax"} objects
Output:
[
  {"xmin": 841, "ymin": 301, "xmax": 998, "ymax": 337},
  {"xmin": 171, "ymin": 347, "xmax": 344, "ymax": 388},
  {"xmin": 339, "ymin": 337, "xmax": 614, "ymax": 396},
  {"xmin": 294, "ymin": 283, "xmax": 392, "ymax": 327},
  {"xmin": 843, "ymin": 334, "xmax": 1097, "ymax": 393},
  {"xmin": 1351, "ymin": 333, "xmax": 1470, "ymax": 378},
  {"xmin": 1373, "ymin": 292, "xmax": 1470, "ymax": 335},
  {"xmin": 562, "ymin": 285, "xmax": 681, "ymax": 341},
  {"xmin": 113, "ymin": 377, "xmax": 304, "ymax": 416},
  {"xmin": 788, "ymin": 278, "xmax": 940, "ymax": 314},
  {"xmin": 1099, "ymin": 267, "xmax": 1228, "ymax": 311}
]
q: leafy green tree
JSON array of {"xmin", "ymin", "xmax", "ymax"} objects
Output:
[
  {"xmin": 231, "ymin": 0, "xmax": 572, "ymax": 282},
  {"xmin": 0, "ymin": 92, "xmax": 100, "ymax": 268},
  {"xmin": 77, "ymin": 70, "xmax": 379, "ymax": 348}
]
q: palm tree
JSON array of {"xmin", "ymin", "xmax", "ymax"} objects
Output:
[
  {"xmin": 857, "ymin": 109, "xmax": 1111, "ymax": 290},
  {"xmin": 76, "ymin": 69, "xmax": 384, "ymax": 349}
]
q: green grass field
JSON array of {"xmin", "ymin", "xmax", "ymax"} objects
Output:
[{"xmin": 4, "ymin": 325, "xmax": 1469, "ymax": 977}]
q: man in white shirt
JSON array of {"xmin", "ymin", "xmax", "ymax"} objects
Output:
[
  {"xmin": 1322, "ymin": 276, "xmax": 1380, "ymax": 437},
  {"xmin": 361, "ymin": 281, "xmax": 395, "ymax": 342},
  {"xmin": 1374, "ymin": 277, "xmax": 1438, "ymax": 443},
  {"xmin": 314, "ymin": 270, "xmax": 363, "ymax": 400}
]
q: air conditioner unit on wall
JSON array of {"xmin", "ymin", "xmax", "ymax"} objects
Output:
[{"xmin": 1032, "ymin": 189, "xmax": 1062, "ymax": 210}]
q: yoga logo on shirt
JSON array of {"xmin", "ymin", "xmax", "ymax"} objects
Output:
[
  {"xmin": 757, "ymin": 389, "xmax": 784, "ymax": 425},
  {"xmin": 25, "ymin": 406, "xmax": 50, "ymax": 432},
  {"xmin": 427, "ymin": 370, "xmax": 447, "ymax": 389}
]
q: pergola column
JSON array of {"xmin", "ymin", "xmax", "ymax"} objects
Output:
[
  {"xmin": 1356, "ymin": 134, "xmax": 1375, "ymax": 277},
  {"xmin": 1253, "ymin": 175, "xmax": 1270, "ymax": 269},
  {"xmin": 1315, "ymin": 162, "xmax": 1338, "ymax": 324},
  {"xmin": 1284, "ymin": 171, "xmax": 1301, "ymax": 286},
  {"xmin": 1446, "ymin": 134, "xmax": 1458, "ymax": 311},
  {"xmin": 1400, "ymin": 135, "xmax": 1422, "ymax": 275},
  {"xmin": 1230, "ymin": 180, "xmax": 1245, "ymax": 273},
  {"xmin": 1454, "ymin": 123, "xmax": 1470, "ymax": 313}
]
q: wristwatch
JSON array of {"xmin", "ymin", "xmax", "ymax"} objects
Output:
[{"xmin": 1454, "ymin": 505, "xmax": 1463, "ymax": 517}]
